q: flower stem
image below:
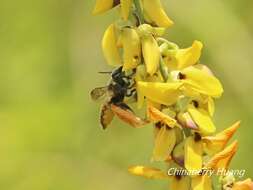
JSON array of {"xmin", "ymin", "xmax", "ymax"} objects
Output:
[
  {"xmin": 159, "ymin": 57, "xmax": 169, "ymax": 82},
  {"xmin": 133, "ymin": 0, "xmax": 144, "ymax": 24}
]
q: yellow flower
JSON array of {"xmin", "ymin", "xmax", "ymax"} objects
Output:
[
  {"xmin": 176, "ymin": 41, "xmax": 203, "ymax": 69},
  {"xmin": 136, "ymin": 81, "xmax": 183, "ymax": 108},
  {"xmin": 128, "ymin": 165, "xmax": 169, "ymax": 179},
  {"xmin": 180, "ymin": 66, "xmax": 224, "ymax": 98},
  {"xmin": 142, "ymin": 0, "xmax": 174, "ymax": 27},
  {"xmin": 93, "ymin": 0, "xmax": 133, "ymax": 20},
  {"xmin": 202, "ymin": 121, "xmax": 240, "ymax": 155},
  {"xmin": 129, "ymin": 165, "xmax": 193, "ymax": 190},
  {"xmin": 163, "ymin": 41, "xmax": 203, "ymax": 70}
]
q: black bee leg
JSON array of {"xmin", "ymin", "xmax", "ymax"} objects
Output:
[
  {"xmin": 115, "ymin": 102, "xmax": 133, "ymax": 112},
  {"xmin": 127, "ymin": 81, "xmax": 136, "ymax": 89},
  {"xmin": 126, "ymin": 89, "xmax": 136, "ymax": 97}
]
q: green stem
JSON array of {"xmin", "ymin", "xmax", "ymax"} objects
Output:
[
  {"xmin": 159, "ymin": 57, "xmax": 169, "ymax": 82},
  {"xmin": 133, "ymin": 0, "xmax": 144, "ymax": 24},
  {"xmin": 157, "ymin": 37, "xmax": 179, "ymax": 50}
]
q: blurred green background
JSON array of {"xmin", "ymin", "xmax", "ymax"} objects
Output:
[{"xmin": 0, "ymin": 0, "xmax": 253, "ymax": 189}]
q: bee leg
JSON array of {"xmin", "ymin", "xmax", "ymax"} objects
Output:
[
  {"xmin": 127, "ymin": 81, "xmax": 136, "ymax": 89},
  {"xmin": 126, "ymin": 89, "xmax": 136, "ymax": 97},
  {"xmin": 115, "ymin": 102, "xmax": 133, "ymax": 112}
]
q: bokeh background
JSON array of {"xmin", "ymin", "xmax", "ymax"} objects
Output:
[{"xmin": 0, "ymin": 0, "xmax": 253, "ymax": 189}]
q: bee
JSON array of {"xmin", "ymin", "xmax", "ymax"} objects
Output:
[{"xmin": 90, "ymin": 66, "xmax": 148, "ymax": 129}]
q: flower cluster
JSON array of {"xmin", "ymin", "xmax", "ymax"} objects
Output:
[{"xmin": 92, "ymin": 0, "xmax": 253, "ymax": 189}]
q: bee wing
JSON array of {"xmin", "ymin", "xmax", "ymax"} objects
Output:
[
  {"xmin": 100, "ymin": 103, "xmax": 115, "ymax": 129},
  {"xmin": 90, "ymin": 86, "xmax": 108, "ymax": 101},
  {"xmin": 111, "ymin": 103, "xmax": 149, "ymax": 128}
]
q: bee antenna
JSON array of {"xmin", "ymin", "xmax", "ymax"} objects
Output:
[{"xmin": 98, "ymin": 71, "xmax": 112, "ymax": 74}]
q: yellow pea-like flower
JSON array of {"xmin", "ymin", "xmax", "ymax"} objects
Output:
[
  {"xmin": 152, "ymin": 126, "xmax": 176, "ymax": 161},
  {"xmin": 191, "ymin": 175, "xmax": 212, "ymax": 190},
  {"xmin": 184, "ymin": 136, "xmax": 203, "ymax": 172},
  {"xmin": 170, "ymin": 176, "xmax": 191, "ymax": 190},
  {"xmin": 102, "ymin": 24, "xmax": 122, "ymax": 66},
  {"xmin": 142, "ymin": 35, "xmax": 160, "ymax": 75},
  {"xmin": 93, "ymin": 0, "xmax": 119, "ymax": 15},
  {"xmin": 187, "ymin": 104, "xmax": 216, "ymax": 135},
  {"xmin": 205, "ymin": 141, "xmax": 238, "ymax": 171},
  {"xmin": 137, "ymin": 81, "xmax": 183, "ymax": 108},
  {"xmin": 128, "ymin": 165, "xmax": 169, "ymax": 179},
  {"xmin": 202, "ymin": 121, "xmax": 240, "ymax": 155},
  {"xmin": 180, "ymin": 66, "xmax": 224, "ymax": 98},
  {"xmin": 121, "ymin": 27, "xmax": 141, "ymax": 71},
  {"xmin": 176, "ymin": 41, "xmax": 203, "ymax": 69},
  {"xmin": 142, "ymin": 0, "xmax": 174, "ymax": 27}
]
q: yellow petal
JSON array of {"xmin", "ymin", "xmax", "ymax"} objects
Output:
[
  {"xmin": 137, "ymin": 81, "xmax": 183, "ymax": 107},
  {"xmin": 233, "ymin": 178, "xmax": 253, "ymax": 190},
  {"xmin": 181, "ymin": 66, "xmax": 224, "ymax": 98},
  {"xmin": 203, "ymin": 121, "xmax": 240, "ymax": 155},
  {"xmin": 147, "ymin": 105, "xmax": 177, "ymax": 127},
  {"xmin": 176, "ymin": 41, "xmax": 203, "ymax": 69},
  {"xmin": 128, "ymin": 166, "xmax": 169, "ymax": 179},
  {"xmin": 102, "ymin": 24, "xmax": 122, "ymax": 66},
  {"xmin": 191, "ymin": 175, "xmax": 212, "ymax": 190},
  {"xmin": 142, "ymin": 35, "xmax": 160, "ymax": 75},
  {"xmin": 184, "ymin": 136, "xmax": 203, "ymax": 172},
  {"xmin": 120, "ymin": 0, "xmax": 132, "ymax": 20},
  {"xmin": 122, "ymin": 28, "xmax": 141, "ymax": 71},
  {"xmin": 152, "ymin": 126, "xmax": 176, "ymax": 161},
  {"xmin": 93, "ymin": 0, "xmax": 115, "ymax": 15},
  {"xmin": 170, "ymin": 176, "xmax": 191, "ymax": 190},
  {"xmin": 188, "ymin": 104, "xmax": 216, "ymax": 135},
  {"xmin": 205, "ymin": 141, "xmax": 238, "ymax": 171},
  {"xmin": 142, "ymin": 0, "xmax": 174, "ymax": 27}
]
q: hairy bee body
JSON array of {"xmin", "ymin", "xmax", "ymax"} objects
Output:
[{"xmin": 90, "ymin": 66, "xmax": 146, "ymax": 129}]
